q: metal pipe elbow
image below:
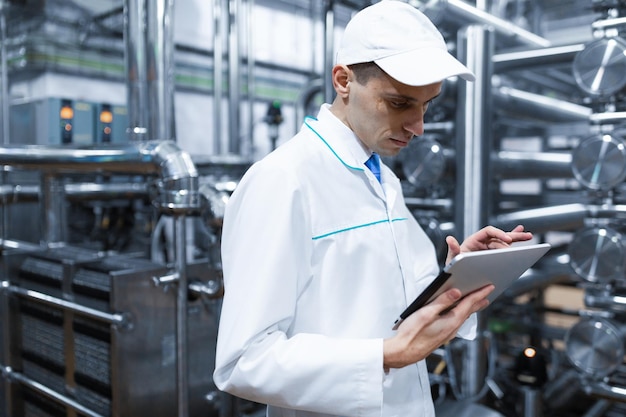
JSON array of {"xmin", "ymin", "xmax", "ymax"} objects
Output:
[{"xmin": 140, "ymin": 140, "xmax": 200, "ymax": 213}]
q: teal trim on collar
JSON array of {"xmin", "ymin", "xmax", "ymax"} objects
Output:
[
  {"xmin": 304, "ymin": 116, "xmax": 363, "ymax": 172},
  {"xmin": 312, "ymin": 217, "xmax": 408, "ymax": 240}
]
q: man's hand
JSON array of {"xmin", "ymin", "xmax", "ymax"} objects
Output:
[
  {"xmin": 383, "ymin": 284, "xmax": 494, "ymax": 370},
  {"xmin": 445, "ymin": 225, "xmax": 533, "ymax": 265}
]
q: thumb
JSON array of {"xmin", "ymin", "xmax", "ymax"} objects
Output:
[{"xmin": 445, "ymin": 235, "xmax": 461, "ymax": 265}]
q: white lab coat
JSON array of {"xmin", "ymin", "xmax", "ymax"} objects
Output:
[{"xmin": 214, "ymin": 104, "xmax": 475, "ymax": 417}]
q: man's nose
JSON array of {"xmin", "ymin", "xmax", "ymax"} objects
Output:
[{"xmin": 404, "ymin": 115, "xmax": 425, "ymax": 138}]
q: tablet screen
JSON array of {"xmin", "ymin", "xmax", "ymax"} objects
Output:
[{"xmin": 392, "ymin": 243, "xmax": 551, "ymax": 330}]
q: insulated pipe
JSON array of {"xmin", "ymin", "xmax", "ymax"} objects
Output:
[
  {"xmin": 492, "ymin": 44, "xmax": 585, "ymax": 73},
  {"xmin": 2, "ymin": 368, "xmax": 105, "ymax": 417},
  {"xmin": 0, "ymin": 140, "xmax": 198, "ymax": 211},
  {"xmin": 492, "ymin": 86, "xmax": 591, "ymax": 123},
  {"xmin": 5, "ymin": 284, "xmax": 127, "ymax": 326},
  {"xmin": 323, "ymin": 0, "xmax": 335, "ymax": 104},
  {"xmin": 492, "ymin": 204, "xmax": 588, "ymax": 233},
  {"xmin": 125, "ymin": 0, "xmax": 176, "ymax": 142},
  {"xmin": 492, "ymin": 151, "xmax": 573, "ymax": 179},
  {"xmin": 0, "ymin": 140, "xmax": 198, "ymax": 244},
  {"xmin": 0, "ymin": 238, "xmax": 46, "ymax": 252},
  {"xmin": 213, "ymin": 0, "xmax": 225, "ymax": 154},
  {"xmin": 0, "ymin": 140, "xmax": 194, "ymax": 177},
  {"xmin": 0, "ymin": 280, "xmax": 9, "ymax": 415},
  {"xmin": 583, "ymin": 382, "xmax": 626, "ymax": 403},
  {"xmin": 228, "ymin": 0, "xmax": 242, "ymax": 154},
  {"xmin": 494, "ymin": 203, "xmax": 626, "ymax": 233},
  {"xmin": 592, "ymin": 16, "xmax": 626, "ymax": 30},
  {"xmin": 174, "ymin": 215, "xmax": 189, "ymax": 417},
  {"xmin": 64, "ymin": 182, "xmax": 148, "ymax": 200},
  {"xmin": 0, "ymin": 1, "xmax": 8, "ymax": 146},
  {"xmin": 0, "ymin": 182, "xmax": 147, "ymax": 204},
  {"xmin": 584, "ymin": 289, "xmax": 626, "ymax": 313},
  {"xmin": 455, "ymin": 24, "xmax": 493, "ymax": 399},
  {"xmin": 423, "ymin": 0, "xmax": 551, "ymax": 48},
  {"xmin": 590, "ymin": 112, "xmax": 626, "ymax": 124},
  {"xmin": 41, "ymin": 174, "xmax": 66, "ymax": 244},
  {"xmin": 146, "ymin": 0, "xmax": 176, "ymax": 142},
  {"xmin": 245, "ymin": 0, "xmax": 256, "ymax": 159},
  {"xmin": 456, "ymin": 25, "xmax": 492, "ymax": 240},
  {"xmin": 124, "ymin": 0, "xmax": 149, "ymax": 141},
  {"xmin": 405, "ymin": 197, "xmax": 453, "ymax": 211},
  {"xmin": 424, "ymin": 121, "xmax": 455, "ymax": 134}
]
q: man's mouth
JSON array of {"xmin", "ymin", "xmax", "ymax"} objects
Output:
[{"xmin": 390, "ymin": 138, "xmax": 409, "ymax": 148}]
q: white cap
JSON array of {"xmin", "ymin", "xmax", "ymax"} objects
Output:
[{"xmin": 335, "ymin": 0, "xmax": 475, "ymax": 86}]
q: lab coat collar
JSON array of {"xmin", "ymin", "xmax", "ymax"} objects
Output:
[{"xmin": 308, "ymin": 104, "xmax": 372, "ymax": 169}]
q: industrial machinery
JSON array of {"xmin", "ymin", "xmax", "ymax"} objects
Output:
[
  {"xmin": 1, "ymin": 246, "xmax": 218, "ymax": 416},
  {"xmin": 3, "ymin": 0, "xmax": 626, "ymax": 417}
]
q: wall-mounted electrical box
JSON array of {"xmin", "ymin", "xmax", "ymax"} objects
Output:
[{"xmin": 10, "ymin": 98, "xmax": 128, "ymax": 145}]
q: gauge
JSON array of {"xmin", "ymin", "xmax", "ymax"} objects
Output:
[
  {"xmin": 401, "ymin": 138, "xmax": 446, "ymax": 187},
  {"xmin": 565, "ymin": 318, "xmax": 624, "ymax": 379},
  {"xmin": 571, "ymin": 134, "xmax": 626, "ymax": 190},
  {"xmin": 568, "ymin": 226, "xmax": 624, "ymax": 283},
  {"xmin": 573, "ymin": 37, "xmax": 626, "ymax": 96}
]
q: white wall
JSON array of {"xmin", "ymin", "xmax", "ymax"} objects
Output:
[{"xmin": 9, "ymin": 0, "xmax": 329, "ymax": 162}]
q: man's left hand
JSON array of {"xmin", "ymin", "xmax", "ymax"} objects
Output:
[{"xmin": 445, "ymin": 225, "xmax": 533, "ymax": 265}]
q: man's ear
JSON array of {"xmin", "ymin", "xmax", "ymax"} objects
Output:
[{"xmin": 332, "ymin": 65, "xmax": 352, "ymax": 98}]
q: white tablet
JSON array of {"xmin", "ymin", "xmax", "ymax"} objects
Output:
[{"xmin": 392, "ymin": 243, "xmax": 551, "ymax": 330}]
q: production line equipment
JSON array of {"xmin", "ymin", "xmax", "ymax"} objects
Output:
[
  {"xmin": 0, "ymin": 140, "xmax": 242, "ymax": 417},
  {"xmin": 489, "ymin": 4, "xmax": 626, "ymax": 416}
]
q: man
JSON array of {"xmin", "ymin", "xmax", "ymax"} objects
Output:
[{"xmin": 213, "ymin": 1, "xmax": 532, "ymax": 416}]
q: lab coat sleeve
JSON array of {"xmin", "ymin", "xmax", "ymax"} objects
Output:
[
  {"xmin": 213, "ymin": 160, "xmax": 384, "ymax": 416},
  {"xmin": 457, "ymin": 314, "xmax": 477, "ymax": 340}
]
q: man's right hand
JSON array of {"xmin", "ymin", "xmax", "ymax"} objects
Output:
[{"xmin": 382, "ymin": 284, "xmax": 494, "ymax": 370}]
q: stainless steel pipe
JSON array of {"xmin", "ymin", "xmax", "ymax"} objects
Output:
[
  {"xmin": 592, "ymin": 16, "xmax": 626, "ymax": 30},
  {"xmin": 0, "ymin": 182, "xmax": 147, "ymax": 204},
  {"xmin": 455, "ymin": 24, "xmax": 493, "ymax": 399},
  {"xmin": 493, "ymin": 203, "xmax": 588, "ymax": 233},
  {"xmin": 0, "ymin": 140, "xmax": 196, "ymax": 186},
  {"xmin": 124, "ymin": 0, "xmax": 149, "ymax": 141},
  {"xmin": 584, "ymin": 290, "xmax": 626, "ymax": 313},
  {"xmin": 0, "ymin": 140, "xmax": 199, "ymax": 217},
  {"xmin": 494, "ymin": 203, "xmax": 626, "ymax": 234},
  {"xmin": 493, "ymin": 86, "xmax": 591, "ymax": 123},
  {"xmin": 583, "ymin": 382, "xmax": 626, "ymax": 403},
  {"xmin": 493, "ymin": 44, "xmax": 585, "ymax": 72},
  {"xmin": 41, "ymin": 174, "xmax": 66, "ymax": 244},
  {"xmin": 422, "ymin": 0, "xmax": 551, "ymax": 47},
  {"xmin": 4, "ymin": 284, "xmax": 128, "ymax": 326},
  {"xmin": 174, "ymin": 215, "xmax": 190, "ymax": 417},
  {"xmin": 125, "ymin": 0, "xmax": 176, "ymax": 142},
  {"xmin": 323, "ymin": 0, "xmax": 335, "ymax": 104},
  {"xmin": 0, "ymin": 1, "xmax": 8, "ymax": 147},
  {"xmin": 228, "ymin": 0, "xmax": 242, "ymax": 154},
  {"xmin": 146, "ymin": 0, "xmax": 176, "ymax": 142},
  {"xmin": 2, "ymin": 367, "xmax": 105, "ymax": 417},
  {"xmin": 590, "ymin": 112, "xmax": 626, "ymax": 124},
  {"xmin": 493, "ymin": 151, "xmax": 573, "ymax": 179},
  {"xmin": 213, "ymin": 0, "xmax": 225, "ymax": 154}
]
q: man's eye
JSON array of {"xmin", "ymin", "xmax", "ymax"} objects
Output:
[{"xmin": 389, "ymin": 100, "xmax": 408, "ymax": 108}]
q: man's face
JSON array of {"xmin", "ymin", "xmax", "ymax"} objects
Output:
[{"xmin": 343, "ymin": 70, "xmax": 442, "ymax": 157}]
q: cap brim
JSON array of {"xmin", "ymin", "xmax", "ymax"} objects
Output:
[{"xmin": 375, "ymin": 47, "xmax": 475, "ymax": 86}]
